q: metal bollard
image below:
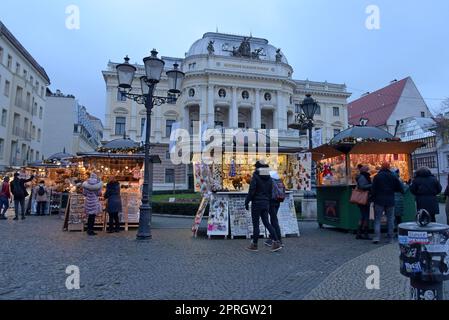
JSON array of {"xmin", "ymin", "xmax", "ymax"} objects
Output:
[{"xmin": 399, "ymin": 210, "xmax": 449, "ymax": 301}]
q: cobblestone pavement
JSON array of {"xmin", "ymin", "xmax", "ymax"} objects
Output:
[{"xmin": 0, "ymin": 209, "xmax": 442, "ymax": 300}]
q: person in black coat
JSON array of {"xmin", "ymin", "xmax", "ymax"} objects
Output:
[
  {"xmin": 245, "ymin": 161, "xmax": 281, "ymax": 252},
  {"xmin": 410, "ymin": 167, "xmax": 442, "ymax": 223},
  {"xmin": 104, "ymin": 176, "xmax": 122, "ymax": 233},
  {"xmin": 371, "ymin": 162, "xmax": 404, "ymax": 244},
  {"xmin": 10, "ymin": 172, "xmax": 34, "ymax": 220},
  {"xmin": 355, "ymin": 165, "xmax": 372, "ymax": 240},
  {"xmin": 444, "ymin": 174, "xmax": 449, "ymax": 224}
]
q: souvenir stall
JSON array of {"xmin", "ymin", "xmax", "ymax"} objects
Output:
[
  {"xmin": 311, "ymin": 126, "xmax": 424, "ymax": 232},
  {"xmin": 63, "ymin": 138, "xmax": 146, "ymax": 232},
  {"xmin": 192, "ymin": 146, "xmax": 304, "ymax": 239}
]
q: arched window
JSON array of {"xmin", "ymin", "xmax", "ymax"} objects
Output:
[
  {"xmin": 189, "ymin": 88, "xmax": 195, "ymax": 97},
  {"xmin": 264, "ymin": 92, "xmax": 272, "ymax": 101}
]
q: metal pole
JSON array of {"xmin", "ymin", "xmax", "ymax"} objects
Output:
[{"xmin": 136, "ymin": 84, "xmax": 154, "ymax": 240}]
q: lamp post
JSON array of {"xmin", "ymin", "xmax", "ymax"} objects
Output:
[
  {"xmin": 288, "ymin": 94, "xmax": 320, "ymax": 197},
  {"xmin": 116, "ymin": 50, "xmax": 185, "ymax": 240}
]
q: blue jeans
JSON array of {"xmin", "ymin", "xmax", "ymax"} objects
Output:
[
  {"xmin": 0, "ymin": 196, "xmax": 8, "ymax": 216},
  {"xmin": 374, "ymin": 205, "xmax": 395, "ymax": 241}
]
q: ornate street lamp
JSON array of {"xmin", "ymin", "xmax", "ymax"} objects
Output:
[
  {"xmin": 116, "ymin": 49, "xmax": 185, "ymax": 240},
  {"xmin": 288, "ymin": 93, "xmax": 320, "ymax": 197}
]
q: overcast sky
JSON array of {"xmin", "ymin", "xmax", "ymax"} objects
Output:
[{"xmin": 2, "ymin": 0, "xmax": 449, "ymax": 121}]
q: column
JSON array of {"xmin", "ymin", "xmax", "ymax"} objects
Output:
[
  {"xmin": 231, "ymin": 87, "xmax": 238, "ymax": 128},
  {"xmin": 207, "ymin": 85, "xmax": 215, "ymax": 127},
  {"xmin": 104, "ymin": 87, "xmax": 113, "ymax": 140},
  {"xmin": 277, "ymin": 91, "xmax": 286, "ymax": 130},
  {"xmin": 255, "ymin": 89, "xmax": 261, "ymax": 129},
  {"xmin": 200, "ymin": 85, "xmax": 208, "ymax": 127}
]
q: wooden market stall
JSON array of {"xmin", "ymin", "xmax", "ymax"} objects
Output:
[
  {"xmin": 192, "ymin": 143, "xmax": 305, "ymax": 239},
  {"xmin": 311, "ymin": 126, "xmax": 424, "ymax": 232}
]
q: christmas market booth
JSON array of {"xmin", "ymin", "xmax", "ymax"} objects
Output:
[
  {"xmin": 62, "ymin": 138, "xmax": 160, "ymax": 232},
  {"xmin": 191, "ymin": 141, "xmax": 307, "ymax": 239},
  {"xmin": 311, "ymin": 126, "xmax": 424, "ymax": 232},
  {"xmin": 26, "ymin": 151, "xmax": 76, "ymax": 216}
]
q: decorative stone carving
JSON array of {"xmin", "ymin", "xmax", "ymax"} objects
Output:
[
  {"xmin": 207, "ymin": 41, "xmax": 215, "ymax": 55},
  {"xmin": 276, "ymin": 48, "xmax": 283, "ymax": 63}
]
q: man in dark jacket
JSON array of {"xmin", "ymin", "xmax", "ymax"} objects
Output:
[
  {"xmin": 371, "ymin": 162, "xmax": 404, "ymax": 244},
  {"xmin": 245, "ymin": 161, "xmax": 281, "ymax": 252},
  {"xmin": 410, "ymin": 167, "xmax": 442, "ymax": 223},
  {"xmin": 10, "ymin": 172, "xmax": 34, "ymax": 220}
]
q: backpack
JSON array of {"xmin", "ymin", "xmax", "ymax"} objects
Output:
[
  {"xmin": 272, "ymin": 179, "xmax": 286, "ymax": 202},
  {"xmin": 38, "ymin": 185, "xmax": 46, "ymax": 196}
]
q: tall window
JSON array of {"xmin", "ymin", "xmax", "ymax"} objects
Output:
[
  {"xmin": 16, "ymin": 62, "xmax": 20, "ymax": 74},
  {"xmin": 0, "ymin": 47, "xmax": 3, "ymax": 64},
  {"xmin": 447, "ymin": 154, "xmax": 449, "ymax": 168},
  {"xmin": 333, "ymin": 107, "xmax": 340, "ymax": 117},
  {"xmin": 26, "ymin": 92, "xmax": 31, "ymax": 110},
  {"xmin": 166, "ymin": 119, "xmax": 176, "ymax": 137},
  {"xmin": 30, "ymin": 76, "xmax": 34, "ymax": 85},
  {"xmin": 23, "ymin": 69, "xmax": 27, "ymax": 78},
  {"xmin": 1, "ymin": 109, "xmax": 6, "ymax": 127},
  {"xmin": 41, "ymin": 86, "xmax": 44, "ymax": 97},
  {"xmin": 117, "ymin": 90, "xmax": 126, "ymax": 101},
  {"xmin": 15, "ymin": 86, "xmax": 23, "ymax": 107},
  {"xmin": 37, "ymin": 129, "xmax": 41, "ymax": 142},
  {"xmin": 0, "ymin": 138, "xmax": 4, "ymax": 159},
  {"xmin": 4, "ymin": 80, "xmax": 10, "ymax": 97},
  {"xmin": 7, "ymin": 55, "xmax": 12, "ymax": 69},
  {"xmin": 421, "ymin": 111, "xmax": 426, "ymax": 118},
  {"xmin": 165, "ymin": 169, "xmax": 175, "ymax": 183},
  {"xmin": 140, "ymin": 118, "xmax": 146, "ymax": 136},
  {"xmin": 39, "ymin": 106, "xmax": 43, "ymax": 119},
  {"xmin": 36, "ymin": 151, "xmax": 40, "ymax": 161},
  {"xmin": 115, "ymin": 117, "xmax": 126, "ymax": 136}
]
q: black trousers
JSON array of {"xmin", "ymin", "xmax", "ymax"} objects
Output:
[
  {"xmin": 87, "ymin": 215, "xmax": 96, "ymax": 232},
  {"xmin": 37, "ymin": 201, "xmax": 47, "ymax": 215},
  {"xmin": 251, "ymin": 202, "xmax": 279, "ymax": 245},
  {"xmin": 269, "ymin": 202, "xmax": 282, "ymax": 242},
  {"xmin": 108, "ymin": 212, "xmax": 120, "ymax": 231}
]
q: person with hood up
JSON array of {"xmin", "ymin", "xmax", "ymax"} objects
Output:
[
  {"xmin": 355, "ymin": 165, "xmax": 372, "ymax": 240},
  {"xmin": 104, "ymin": 176, "xmax": 122, "ymax": 233},
  {"xmin": 82, "ymin": 173, "xmax": 103, "ymax": 236},
  {"xmin": 245, "ymin": 161, "xmax": 282, "ymax": 252},
  {"xmin": 410, "ymin": 167, "xmax": 442, "ymax": 223}
]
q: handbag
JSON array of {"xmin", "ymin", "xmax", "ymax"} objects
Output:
[{"xmin": 350, "ymin": 188, "xmax": 369, "ymax": 206}]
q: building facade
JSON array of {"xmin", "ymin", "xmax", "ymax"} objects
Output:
[
  {"xmin": 0, "ymin": 21, "xmax": 50, "ymax": 171},
  {"xmin": 103, "ymin": 32, "xmax": 351, "ymax": 189},
  {"xmin": 42, "ymin": 90, "xmax": 103, "ymax": 157}
]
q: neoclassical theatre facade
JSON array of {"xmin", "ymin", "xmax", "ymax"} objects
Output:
[{"xmin": 102, "ymin": 32, "xmax": 351, "ymax": 190}]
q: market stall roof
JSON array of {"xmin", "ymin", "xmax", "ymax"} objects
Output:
[
  {"xmin": 311, "ymin": 144, "xmax": 345, "ymax": 161},
  {"xmin": 331, "ymin": 126, "xmax": 394, "ymax": 144},
  {"xmin": 100, "ymin": 138, "xmax": 141, "ymax": 150},
  {"xmin": 26, "ymin": 160, "xmax": 66, "ymax": 168},
  {"xmin": 73, "ymin": 152, "xmax": 161, "ymax": 163},
  {"xmin": 47, "ymin": 151, "xmax": 74, "ymax": 161}
]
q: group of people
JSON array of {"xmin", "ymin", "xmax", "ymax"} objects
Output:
[
  {"xmin": 355, "ymin": 162, "xmax": 448, "ymax": 244},
  {"xmin": 244, "ymin": 160, "xmax": 286, "ymax": 253},
  {"xmin": 82, "ymin": 173, "xmax": 122, "ymax": 236},
  {"xmin": 0, "ymin": 173, "xmax": 50, "ymax": 220}
]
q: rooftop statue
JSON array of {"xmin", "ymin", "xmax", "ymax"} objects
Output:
[
  {"xmin": 232, "ymin": 37, "xmax": 252, "ymax": 58},
  {"xmin": 207, "ymin": 40, "xmax": 215, "ymax": 55},
  {"xmin": 276, "ymin": 48, "xmax": 283, "ymax": 63}
]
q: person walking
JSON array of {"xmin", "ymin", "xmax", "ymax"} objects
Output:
[
  {"xmin": 0, "ymin": 176, "xmax": 11, "ymax": 220},
  {"xmin": 445, "ymin": 174, "xmax": 449, "ymax": 225},
  {"xmin": 34, "ymin": 180, "xmax": 49, "ymax": 216},
  {"xmin": 355, "ymin": 165, "xmax": 372, "ymax": 240},
  {"xmin": 264, "ymin": 170, "xmax": 285, "ymax": 248},
  {"xmin": 104, "ymin": 176, "xmax": 122, "ymax": 233},
  {"xmin": 82, "ymin": 173, "xmax": 103, "ymax": 236},
  {"xmin": 410, "ymin": 167, "xmax": 442, "ymax": 223},
  {"xmin": 371, "ymin": 162, "xmax": 404, "ymax": 244},
  {"xmin": 245, "ymin": 161, "xmax": 282, "ymax": 252},
  {"xmin": 10, "ymin": 172, "xmax": 34, "ymax": 220}
]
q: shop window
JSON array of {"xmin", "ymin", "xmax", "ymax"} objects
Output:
[
  {"xmin": 333, "ymin": 107, "xmax": 340, "ymax": 117},
  {"xmin": 218, "ymin": 89, "xmax": 226, "ymax": 98},
  {"xmin": 115, "ymin": 117, "xmax": 126, "ymax": 136},
  {"xmin": 165, "ymin": 169, "xmax": 175, "ymax": 183}
]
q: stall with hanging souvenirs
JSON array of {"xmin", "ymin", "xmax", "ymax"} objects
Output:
[
  {"xmin": 191, "ymin": 139, "xmax": 304, "ymax": 239},
  {"xmin": 62, "ymin": 138, "xmax": 146, "ymax": 232},
  {"xmin": 311, "ymin": 126, "xmax": 424, "ymax": 232}
]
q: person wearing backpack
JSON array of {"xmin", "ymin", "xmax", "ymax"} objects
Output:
[
  {"xmin": 245, "ymin": 161, "xmax": 282, "ymax": 252},
  {"xmin": 10, "ymin": 172, "xmax": 35, "ymax": 220},
  {"xmin": 0, "ymin": 176, "xmax": 11, "ymax": 220},
  {"xmin": 34, "ymin": 180, "xmax": 49, "ymax": 216},
  {"xmin": 264, "ymin": 170, "xmax": 285, "ymax": 248}
]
